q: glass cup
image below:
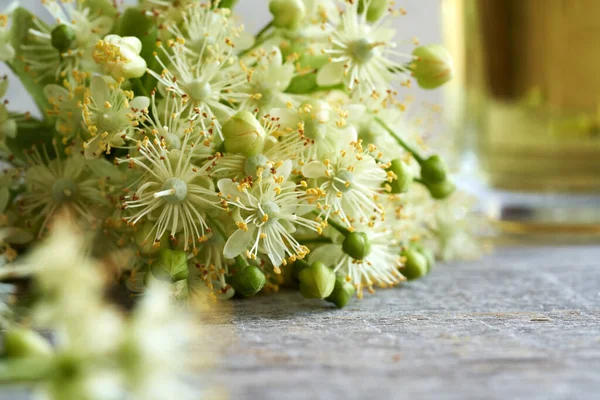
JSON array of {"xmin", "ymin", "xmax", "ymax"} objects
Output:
[{"xmin": 442, "ymin": 0, "xmax": 600, "ymax": 233}]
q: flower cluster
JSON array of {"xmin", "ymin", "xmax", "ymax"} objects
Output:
[{"xmin": 0, "ymin": 0, "xmax": 475, "ymax": 309}]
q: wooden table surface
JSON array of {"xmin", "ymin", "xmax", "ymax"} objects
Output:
[{"xmin": 2, "ymin": 243, "xmax": 600, "ymax": 399}]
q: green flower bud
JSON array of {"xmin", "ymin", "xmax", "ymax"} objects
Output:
[
  {"xmin": 386, "ymin": 159, "xmax": 413, "ymax": 194},
  {"xmin": 420, "ymin": 155, "xmax": 447, "ymax": 184},
  {"xmin": 134, "ymin": 223, "xmax": 168, "ymax": 256},
  {"xmin": 411, "ymin": 243, "xmax": 436, "ymax": 273},
  {"xmin": 151, "ymin": 249, "xmax": 189, "ymax": 282},
  {"xmin": 342, "ymin": 232, "xmax": 371, "ymax": 260},
  {"xmin": 298, "ymin": 261, "xmax": 336, "ymax": 299},
  {"xmin": 411, "ymin": 45, "xmax": 454, "ymax": 90},
  {"xmin": 269, "ymin": 0, "xmax": 306, "ymax": 31},
  {"xmin": 425, "ymin": 179, "xmax": 456, "ymax": 200},
  {"xmin": 229, "ymin": 265, "xmax": 266, "ymax": 297},
  {"xmin": 51, "ymin": 24, "xmax": 76, "ymax": 53},
  {"xmin": 3, "ymin": 328, "xmax": 53, "ymax": 358},
  {"xmin": 358, "ymin": 0, "xmax": 389, "ymax": 22},
  {"xmin": 222, "ymin": 111, "xmax": 266, "ymax": 157},
  {"xmin": 401, "ymin": 247, "xmax": 429, "ymax": 281},
  {"xmin": 326, "ymin": 276, "xmax": 356, "ymax": 308}
]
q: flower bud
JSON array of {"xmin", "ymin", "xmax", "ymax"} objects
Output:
[
  {"xmin": 342, "ymin": 232, "xmax": 371, "ymax": 260},
  {"xmin": 3, "ymin": 327, "xmax": 53, "ymax": 358},
  {"xmin": 269, "ymin": 0, "xmax": 306, "ymax": 31},
  {"xmin": 425, "ymin": 179, "xmax": 456, "ymax": 200},
  {"xmin": 358, "ymin": 0, "xmax": 389, "ymax": 22},
  {"xmin": 94, "ymin": 34, "xmax": 147, "ymax": 80},
  {"xmin": 229, "ymin": 265, "xmax": 266, "ymax": 297},
  {"xmin": 326, "ymin": 276, "xmax": 356, "ymax": 308},
  {"xmin": 401, "ymin": 247, "xmax": 429, "ymax": 281},
  {"xmin": 386, "ymin": 159, "xmax": 413, "ymax": 194},
  {"xmin": 222, "ymin": 111, "xmax": 266, "ymax": 156},
  {"xmin": 412, "ymin": 243, "xmax": 435, "ymax": 273},
  {"xmin": 298, "ymin": 261, "xmax": 336, "ymax": 299},
  {"xmin": 134, "ymin": 223, "xmax": 168, "ymax": 256},
  {"xmin": 411, "ymin": 45, "xmax": 454, "ymax": 90},
  {"xmin": 51, "ymin": 24, "xmax": 76, "ymax": 53},
  {"xmin": 420, "ymin": 155, "xmax": 447, "ymax": 184},
  {"xmin": 151, "ymin": 249, "xmax": 189, "ymax": 282}
]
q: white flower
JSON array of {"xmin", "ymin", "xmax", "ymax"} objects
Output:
[
  {"xmin": 0, "ymin": 3, "xmax": 17, "ymax": 62},
  {"xmin": 239, "ymin": 47, "xmax": 297, "ymax": 113},
  {"xmin": 93, "ymin": 35, "xmax": 147, "ymax": 80},
  {"xmin": 302, "ymin": 140, "xmax": 387, "ymax": 228},
  {"xmin": 271, "ymin": 100, "xmax": 358, "ymax": 161},
  {"xmin": 123, "ymin": 282, "xmax": 198, "ymax": 400},
  {"xmin": 120, "ymin": 134, "xmax": 220, "ymax": 251},
  {"xmin": 218, "ymin": 174, "xmax": 321, "ymax": 268},
  {"xmin": 212, "ymin": 112, "xmax": 309, "ymax": 180},
  {"xmin": 44, "ymin": 72, "xmax": 87, "ymax": 140},
  {"xmin": 19, "ymin": 147, "xmax": 111, "ymax": 236},
  {"xmin": 0, "ymin": 77, "xmax": 17, "ymax": 146},
  {"xmin": 317, "ymin": 1, "xmax": 413, "ymax": 98},
  {"xmin": 21, "ymin": 0, "xmax": 113, "ymax": 81},
  {"xmin": 82, "ymin": 76, "xmax": 150, "ymax": 158},
  {"xmin": 310, "ymin": 228, "xmax": 404, "ymax": 297},
  {"xmin": 148, "ymin": 37, "xmax": 251, "ymax": 138}
]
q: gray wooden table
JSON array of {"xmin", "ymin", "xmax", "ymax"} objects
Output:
[{"xmin": 2, "ymin": 243, "xmax": 600, "ymax": 399}]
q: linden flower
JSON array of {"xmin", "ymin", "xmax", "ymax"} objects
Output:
[
  {"xmin": 310, "ymin": 228, "xmax": 404, "ymax": 297},
  {"xmin": 82, "ymin": 76, "xmax": 150, "ymax": 158},
  {"xmin": 148, "ymin": 38, "xmax": 251, "ymax": 138},
  {"xmin": 0, "ymin": 2, "xmax": 17, "ymax": 63},
  {"xmin": 21, "ymin": 0, "xmax": 113, "ymax": 81},
  {"xmin": 93, "ymin": 34, "xmax": 147, "ymax": 80},
  {"xmin": 44, "ymin": 72, "xmax": 88, "ymax": 140},
  {"xmin": 317, "ymin": 0, "xmax": 413, "ymax": 97},
  {"xmin": 239, "ymin": 47, "xmax": 297, "ymax": 113},
  {"xmin": 19, "ymin": 147, "xmax": 110, "ymax": 236},
  {"xmin": 302, "ymin": 140, "xmax": 387, "ymax": 228},
  {"xmin": 218, "ymin": 174, "xmax": 321, "ymax": 268},
  {"xmin": 139, "ymin": 91, "xmax": 214, "ymax": 157},
  {"xmin": 213, "ymin": 112, "xmax": 309, "ymax": 180},
  {"xmin": 120, "ymin": 134, "xmax": 220, "ymax": 251},
  {"xmin": 0, "ymin": 77, "xmax": 17, "ymax": 147},
  {"xmin": 270, "ymin": 100, "xmax": 357, "ymax": 161}
]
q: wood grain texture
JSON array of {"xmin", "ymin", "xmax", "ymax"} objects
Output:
[{"xmin": 2, "ymin": 244, "xmax": 600, "ymax": 399}]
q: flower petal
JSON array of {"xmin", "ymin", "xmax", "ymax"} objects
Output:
[
  {"xmin": 223, "ymin": 228, "xmax": 254, "ymax": 259},
  {"xmin": 302, "ymin": 161, "xmax": 327, "ymax": 178},
  {"xmin": 317, "ymin": 62, "xmax": 344, "ymax": 87}
]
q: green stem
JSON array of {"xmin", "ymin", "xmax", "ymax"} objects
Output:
[
  {"xmin": 298, "ymin": 237, "xmax": 333, "ymax": 245},
  {"xmin": 255, "ymin": 21, "xmax": 274, "ymax": 41},
  {"xmin": 374, "ymin": 116, "xmax": 425, "ymax": 164},
  {"xmin": 235, "ymin": 255, "xmax": 249, "ymax": 269},
  {"xmin": 313, "ymin": 211, "xmax": 350, "ymax": 237},
  {"xmin": 132, "ymin": 78, "xmax": 150, "ymax": 98},
  {"xmin": 239, "ymin": 29, "xmax": 274, "ymax": 58}
]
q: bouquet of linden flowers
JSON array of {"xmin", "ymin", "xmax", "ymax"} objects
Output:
[{"xmin": 0, "ymin": 0, "xmax": 476, "ymax": 308}]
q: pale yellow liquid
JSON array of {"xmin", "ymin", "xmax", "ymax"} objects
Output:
[{"xmin": 443, "ymin": 0, "xmax": 600, "ymax": 193}]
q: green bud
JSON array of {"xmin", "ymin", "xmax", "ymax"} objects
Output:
[
  {"xmin": 151, "ymin": 249, "xmax": 189, "ymax": 282},
  {"xmin": 425, "ymin": 179, "xmax": 456, "ymax": 200},
  {"xmin": 326, "ymin": 276, "xmax": 356, "ymax": 308},
  {"xmin": 229, "ymin": 265, "xmax": 266, "ymax": 297},
  {"xmin": 3, "ymin": 328, "xmax": 53, "ymax": 358},
  {"xmin": 401, "ymin": 247, "xmax": 429, "ymax": 281},
  {"xmin": 342, "ymin": 232, "xmax": 371, "ymax": 260},
  {"xmin": 51, "ymin": 24, "xmax": 76, "ymax": 53},
  {"xmin": 269, "ymin": 0, "xmax": 306, "ymax": 31},
  {"xmin": 134, "ymin": 223, "xmax": 168, "ymax": 256},
  {"xmin": 222, "ymin": 111, "xmax": 266, "ymax": 157},
  {"xmin": 298, "ymin": 262, "xmax": 336, "ymax": 299},
  {"xmin": 420, "ymin": 155, "xmax": 447, "ymax": 184},
  {"xmin": 413, "ymin": 243, "xmax": 436, "ymax": 273},
  {"xmin": 358, "ymin": 0, "xmax": 389, "ymax": 22},
  {"xmin": 411, "ymin": 45, "xmax": 454, "ymax": 90},
  {"xmin": 386, "ymin": 159, "xmax": 413, "ymax": 194}
]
